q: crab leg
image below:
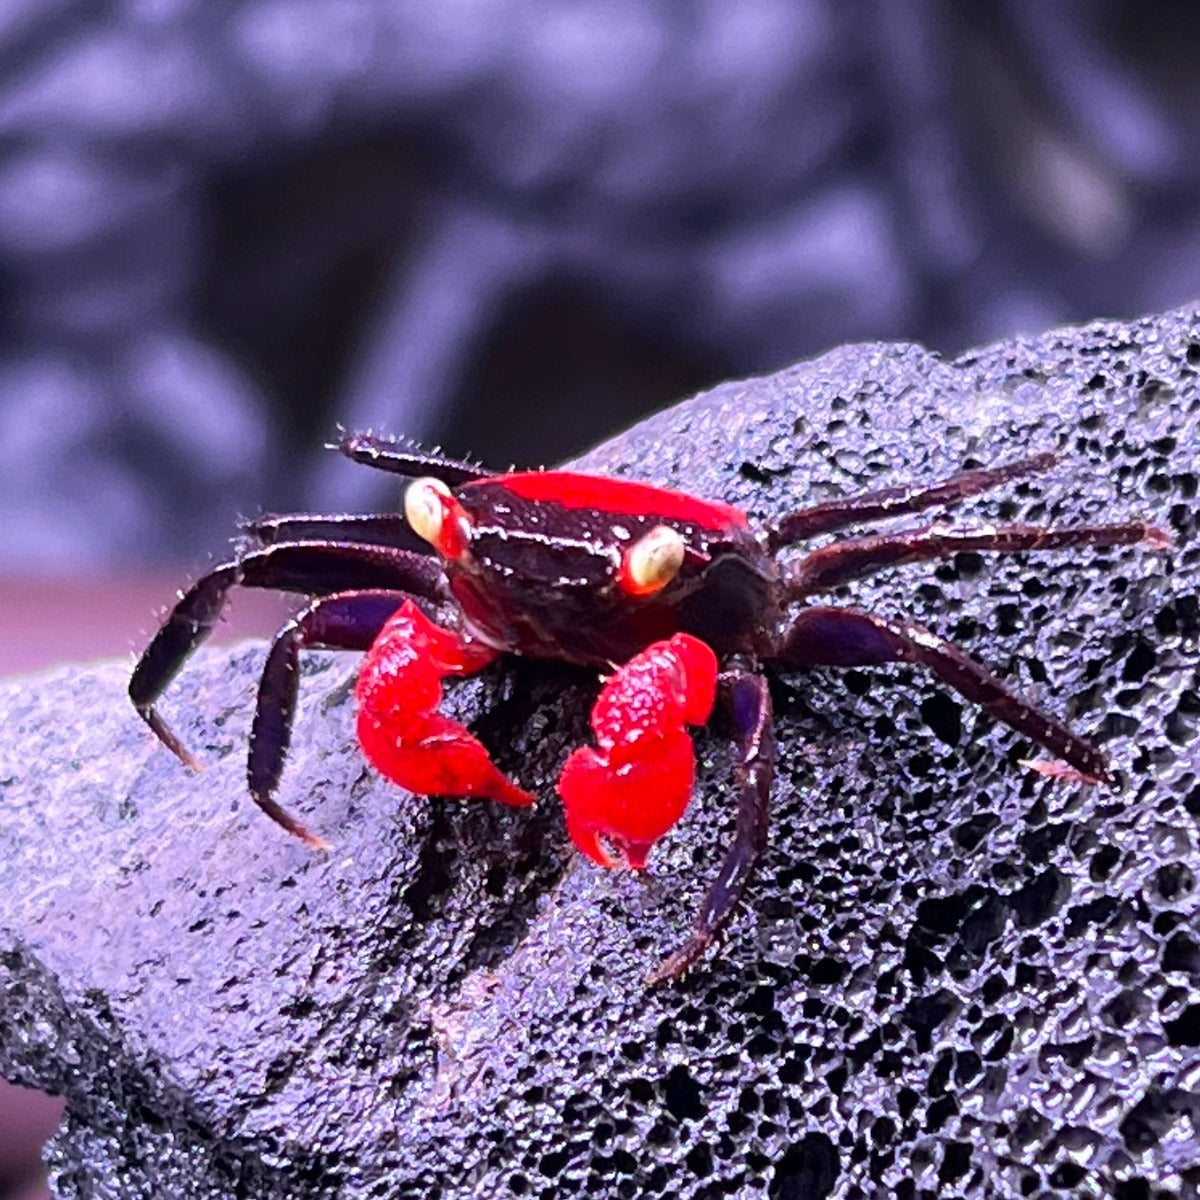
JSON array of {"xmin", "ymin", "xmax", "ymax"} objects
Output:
[
  {"xmin": 248, "ymin": 590, "xmax": 424, "ymax": 846},
  {"xmin": 244, "ymin": 512, "xmax": 433, "ymax": 554},
  {"xmin": 130, "ymin": 541, "xmax": 446, "ymax": 767},
  {"xmin": 355, "ymin": 599, "xmax": 534, "ymax": 809},
  {"xmin": 786, "ymin": 520, "xmax": 1169, "ymax": 597},
  {"xmin": 778, "ymin": 605, "xmax": 1112, "ymax": 783},
  {"xmin": 558, "ymin": 634, "xmax": 718, "ymax": 873},
  {"xmin": 648, "ymin": 668, "xmax": 775, "ymax": 985},
  {"xmin": 335, "ymin": 432, "xmax": 493, "ymax": 485},
  {"xmin": 766, "ymin": 452, "xmax": 1058, "ymax": 548}
]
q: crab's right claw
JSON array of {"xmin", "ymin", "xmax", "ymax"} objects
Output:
[{"xmin": 355, "ymin": 600, "xmax": 534, "ymax": 808}]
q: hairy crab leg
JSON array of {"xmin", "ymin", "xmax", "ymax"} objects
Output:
[
  {"xmin": 765, "ymin": 452, "xmax": 1058, "ymax": 548},
  {"xmin": 778, "ymin": 605, "xmax": 1112, "ymax": 783},
  {"xmin": 355, "ymin": 598, "xmax": 534, "ymax": 809},
  {"xmin": 786, "ymin": 520, "xmax": 1170, "ymax": 598},
  {"xmin": 130, "ymin": 541, "xmax": 446, "ymax": 767},
  {"xmin": 648, "ymin": 668, "xmax": 775, "ymax": 986},
  {"xmin": 244, "ymin": 512, "xmax": 434, "ymax": 555},
  {"xmin": 248, "ymin": 590, "xmax": 432, "ymax": 847},
  {"xmin": 335, "ymin": 432, "xmax": 493, "ymax": 485},
  {"xmin": 558, "ymin": 634, "xmax": 718, "ymax": 872}
]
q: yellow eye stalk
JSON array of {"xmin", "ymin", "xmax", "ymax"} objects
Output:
[
  {"xmin": 405, "ymin": 477, "xmax": 471, "ymax": 560},
  {"xmin": 618, "ymin": 524, "xmax": 687, "ymax": 596}
]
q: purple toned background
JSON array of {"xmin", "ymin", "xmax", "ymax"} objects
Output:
[{"xmin": 2, "ymin": 1, "xmax": 1200, "ymax": 1196}]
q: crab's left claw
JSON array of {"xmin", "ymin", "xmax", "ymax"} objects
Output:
[
  {"xmin": 560, "ymin": 729, "xmax": 697, "ymax": 868},
  {"xmin": 559, "ymin": 634, "xmax": 718, "ymax": 869}
]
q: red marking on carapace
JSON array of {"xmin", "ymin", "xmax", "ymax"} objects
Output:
[
  {"xmin": 429, "ymin": 489, "xmax": 471, "ymax": 560},
  {"xmin": 477, "ymin": 471, "xmax": 749, "ymax": 533}
]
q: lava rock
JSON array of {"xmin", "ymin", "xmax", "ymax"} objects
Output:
[{"xmin": 1, "ymin": 304, "xmax": 1198, "ymax": 1198}]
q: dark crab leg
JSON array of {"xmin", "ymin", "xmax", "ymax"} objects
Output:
[
  {"xmin": 765, "ymin": 452, "xmax": 1058, "ymax": 548},
  {"xmin": 777, "ymin": 605, "xmax": 1113, "ymax": 784},
  {"xmin": 130, "ymin": 541, "xmax": 446, "ymax": 768},
  {"xmin": 649, "ymin": 667, "xmax": 775, "ymax": 985},
  {"xmin": 335, "ymin": 431, "xmax": 493, "ymax": 485},
  {"xmin": 248, "ymin": 589, "xmax": 417, "ymax": 847},
  {"xmin": 786, "ymin": 520, "xmax": 1169, "ymax": 598},
  {"xmin": 244, "ymin": 512, "xmax": 433, "ymax": 554}
]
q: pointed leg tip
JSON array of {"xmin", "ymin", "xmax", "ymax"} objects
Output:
[
  {"xmin": 643, "ymin": 958, "xmax": 680, "ymax": 988},
  {"xmin": 645, "ymin": 957, "xmax": 690, "ymax": 988},
  {"xmin": 1019, "ymin": 758, "xmax": 1106, "ymax": 786},
  {"xmin": 645, "ymin": 933, "xmax": 713, "ymax": 987},
  {"xmin": 138, "ymin": 705, "xmax": 204, "ymax": 772},
  {"xmin": 1146, "ymin": 525, "xmax": 1173, "ymax": 550},
  {"xmin": 251, "ymin": 790, "xmax": 328, "ymax": 850},
  {"xmin": 179, "ymin": 749, "xmax": 204, "ymax": 772}
]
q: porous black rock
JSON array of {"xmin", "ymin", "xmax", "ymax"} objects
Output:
[{"xmin": 2, "ymin": 306, "xmax": 1198, "ymax": 1198}]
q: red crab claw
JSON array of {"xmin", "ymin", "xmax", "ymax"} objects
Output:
[
  {"xmin": 559, "ymin": 634, "xmax": 718, "ymax": 869},
  {"xmin": 355, "ymin": 600, "xmax": 535, "ymax": 808}
]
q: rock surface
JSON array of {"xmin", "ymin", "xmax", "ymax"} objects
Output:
[{"xmin": 1, "ymin": 306, "xmax": 1198, "ymax": 1198}]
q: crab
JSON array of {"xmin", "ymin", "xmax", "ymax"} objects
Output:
[{"xmin": 130, "ymin": 434, "xmax": 1168, "ymax": 983}]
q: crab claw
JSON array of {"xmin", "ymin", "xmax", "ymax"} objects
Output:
[
  {"xmin": 559, "ymin": 634, "xmax": 718, "ymax": 869},
  {"xmin": 356, "ymin": 600, "xmax": 535, "ymax": 808}
]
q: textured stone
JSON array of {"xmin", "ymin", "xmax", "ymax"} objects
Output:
[{"xmin": 2, "ymin": 304, "xmax": 1198, "ymax": 1197}]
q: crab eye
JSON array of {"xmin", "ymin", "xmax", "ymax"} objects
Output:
[
  {"xmin": 618, "ymin": 524, "xmax": 686, "ymax": 596},
  {"xmin": 405, "ymin": 477, "xmax": 470, "ymax": 560}
]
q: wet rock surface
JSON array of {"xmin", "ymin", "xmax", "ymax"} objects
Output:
[{"xmin": 1, "ymin": 306, "xmax": 1198, "ymax": 1197}]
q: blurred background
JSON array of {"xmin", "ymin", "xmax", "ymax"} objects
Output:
[{"xmin": 4, "ymin": 1, "xmax": 1200, "ymax": 1195}]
